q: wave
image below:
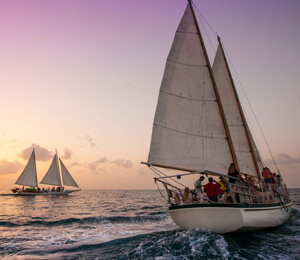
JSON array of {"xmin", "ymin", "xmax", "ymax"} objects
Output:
[
  {"xmin": 14, "ymin": 229, "xmax": 231, "ymax": 260},
  {"xmin": 5, "ymin": 221, "xmax": 300, "ymax": 259},
  {"xmin": 0, "ymin": 213, "xmax": 168, "ymax": 228},
  {"xmin": 15, "ymin": 228, "xmax": 299, "ymax": 260}
]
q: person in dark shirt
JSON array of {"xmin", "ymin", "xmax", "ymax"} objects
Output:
[
  {"xmin": 228, "ymin": 163, "xmax": 241, "ymax": 183},
  {"xmin": 227, "ymin": 163, "xmax": 242, "ymax": 203}
]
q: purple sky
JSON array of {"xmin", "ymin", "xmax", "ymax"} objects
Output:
[{"xmin": 0, "ymin": 0, "xmax": 299, "ymax": 188}]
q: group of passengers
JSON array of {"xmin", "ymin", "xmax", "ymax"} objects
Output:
[
  {"xmin": 179, "ymin": 163, "xmax": 284, "ymax": 204},
  {"xmin": 41, "ymin": 186, "xmax": 65, "ymax": 193},
  {"xmin": 262, "ymin": 167, "xmax": 283, "ymax": 186}
]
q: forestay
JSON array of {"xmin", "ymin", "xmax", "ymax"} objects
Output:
[{"xmin": 147, "ymin": 4, "xmax": 233, "ymax": 174}]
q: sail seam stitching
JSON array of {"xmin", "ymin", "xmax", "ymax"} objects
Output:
[
  {"xmin": 167, "ymin": 59, "xmax": 207, "ymax": 68},
  {"xmin": 176, "ymin": 30, "xmax": 198, "ymax": 35},
  {"xmin": 153, "ymin": 123, "xmax": 226, "ymax": 140},
  {"xmin": 160, "ymin": 89, "xmax": 217, "ymax": 102}
]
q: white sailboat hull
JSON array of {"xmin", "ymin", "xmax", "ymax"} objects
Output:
[
  {"xmin": 169, "ymin": 201, "xmax": 292, "ymax": 234},
  {"xmin": 17, "ymin": 190, "xmax": 79, "ymax": 196}
]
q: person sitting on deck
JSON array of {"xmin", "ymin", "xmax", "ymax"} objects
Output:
[
  {"xmin": 182, "ymin": 187, "xmax": 193, "ymax": 204},
  {"xmin": 203, "ymin": 177, "xmax": 221, "ymax": 203},
  {"xmin": 218, "ymin": 176, "xmax": 228, "ymax": 194}
]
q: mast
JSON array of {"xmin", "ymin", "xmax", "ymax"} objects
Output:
[
  {"xmin": 56, "ymin": 149, "xmax": 63, "ymax": 187},
  {"xmin": 216, "ymin": 37, "xmax": 261, "ymax": 180},
  {"xmin": 33, "ymin": 148, "xmax": 38, "ymax": 188},
  {"xmin": 188, "ymin": 1, "xmax": 239, "ymax": 170}
]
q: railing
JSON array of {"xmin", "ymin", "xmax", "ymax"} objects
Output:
[{"xmin": 154, "ymin": 171, "xmax": 289, "ymax": 206}]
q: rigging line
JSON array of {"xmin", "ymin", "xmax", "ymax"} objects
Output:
[
  {"xmin": 150, "ymin": 166, "xmax": 187, "ymax": 189},
  {"xmin": 221, "ymin": 42, "xmax": 280, "ymax": 173},
  {"xmin": 155, "ymin": 181, "xmax": 169, "ymax": 203},
  {"xmin": 192, "ymin": 1, "xmax": 217, "ymax": 54}
]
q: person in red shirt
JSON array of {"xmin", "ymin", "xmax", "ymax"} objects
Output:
[
  {"xmin": 204, "ymin": 177, "xmax": 221, "ymax": 202},
  {"xmin": 262, "ymin": 167, "xmax": 272, "ymax": 184}
]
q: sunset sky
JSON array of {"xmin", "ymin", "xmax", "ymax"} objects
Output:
[{"xmin": 0, "ymin": 0, "xmax": 299, "ymax": 189}]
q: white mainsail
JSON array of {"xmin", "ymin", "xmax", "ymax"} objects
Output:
[
  {"xmin": 40, "ymin": 153, "xmax": 62, "ymax": 186},
  {"xmin": 15, "ymin": 150, "xmax": 38, "ymax": 187},
  {"xmin": 60, "ymin": 158, "xmax": 79, "ymax": 188},
  {"xmin": 147, "ymin": 4, "xmax": 233, "ymax": 174},
  {"xmin": 212, "ymin": 41, "xmax": 263, "ymax": 177}
]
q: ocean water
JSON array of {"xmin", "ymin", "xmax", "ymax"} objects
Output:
[{"xmin": 0, "ymin": 189, "xmax": 299, "ymax": 260}]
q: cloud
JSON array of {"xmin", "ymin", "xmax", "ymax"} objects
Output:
[
  {"xmin": 275, "ymin": 153, "xmax": 300, "ymax": 165},
  {"xmin": 98, "ymin": 157, "xmax": 108, "ymax": 163},
  {"xmin": 139, "ymin": 167, "xmax": 150, "ymax": 175},
  {"xmin": 68, "ymin": 162, "xmax": 81, "ymax": 168},
  {"xmin": 123, "ymin": 81, "xmax": 132, "ymax": 88},
  {"xmin": 91, "ymin": 168, "xmax": 106, "ymax": 175},
  {"xmin": 86, "ymin": 134, "xmax": 96, "ymax": 148},
  {"xmin": 61, "ymin": 148, "xmax": 73, "ymax": 160},
  {"xmin": 88, "ymin": 158, "xmax": 107, "ymax": 172},
  {"xmin": 111, "ymin": 159, "xmax": 133, "ymax": 169},
  {"xmin": 0, "ymin": 160, "xmax": 23, "ymax": 175},
  {"xmin": 88, "ymin": 157, "xmax": 133, "ymax": 174},
  {"xmin": 19, "ymin": 144, "xmax": 52, "ymax": 161}
]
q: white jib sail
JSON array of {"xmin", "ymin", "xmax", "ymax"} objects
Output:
[
  {"xmin": 147, "ymin": 4, "xmax": 232, "ymax": 174},
  {"xmin": 40, "ymin": 153, "xmax": 62, "ymax": 186},
  {"xmin": 15, "ymin": 150, "xmax": 38, "ymax": 187},
  {"xmin": 212, "ymin": 43, "xmax": 263, "ymax": 176},
  {"xmin": 60, "ymin": 158, "xmax": 79, "ymax": 188}
]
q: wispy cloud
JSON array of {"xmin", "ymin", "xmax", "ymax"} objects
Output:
[
  {"xmin": 61, "ymin": 148, "xmax": 73, "ymax": 160},
  {"xmin": 88, "ymin": 160, "xmax": 102, "ymax": 172},
  {"xmin": 139, "ymin": 167, "xmax": 150, "ymax": 176},
  {"xmin": 111, "ymin": 159, "xmax": 133, "ymax": 169},
  {"xmin": 88, "ymin": 160, "xmax": 106, "ymax": 174},
  {"xmin": 122, "ymin": 81, "xmax": 132, "ymax": 88},
  {"xmin": 0, "ymin": 160, "xmax": 22, "ymax": 175},
  {"xmin": 275, "ymin": 153, "xmax": 300, "ymax": 165},
  {"xmin": 68, "ymin": 162, "xmax": 81, "ymax": 168},
  {"xmin": 88, "ymin": 157, "xmax": 133, "ymax": 174},
  {"xmin": 86, "ymin": 134, "xmax": 96, "ymax": 148},
  {"xmin": 19, "ymin": 144, "xmax": 52, "ymax": 161}
]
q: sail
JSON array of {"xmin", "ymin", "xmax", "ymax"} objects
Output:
[
  {"xmin": 212, "ymin": 42, "xmax": 263, "ymax": 177},
  {"xmin": 15, "ymin": 150, "xmax": 38, "ymax": 187},
  {"xmin": 60, "ymin": 158, "xmax": 79, "ymax": 188},
  {"xmin": 147, "ymin": 4, "xmax": 233, "ymax": 174},
  {"xmin": 40, "ymin": 153, "xmax": 62, "ymax": 186}
]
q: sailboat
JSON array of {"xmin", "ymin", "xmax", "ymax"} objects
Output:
[
  {"xmin": 142, "ymin": 0, "xmax": 292, "ymax": 233},
  {"xmin": 14, "ymin": 150, "xmax": 80, "ymax": 196}
]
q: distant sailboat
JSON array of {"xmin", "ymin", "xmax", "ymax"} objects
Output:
[
  {"xmin": 142, "ymin": 0, "xmax": 292, "ymax": 233},
  {"xmin": 13, "ymin": 150, "xmax": 79, "ymax": 196},
  {"xmin": 40, "ymin": 151, "xmax": 79, "ymax": 190}
]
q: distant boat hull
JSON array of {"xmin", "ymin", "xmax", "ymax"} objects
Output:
[
  {"xmin": 169, "ymin": 200, "xmax": 292, "ymax": 234},
  {"xmin": 17, "ymin": 190, "xmax": 79, "ymax": 196}
]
